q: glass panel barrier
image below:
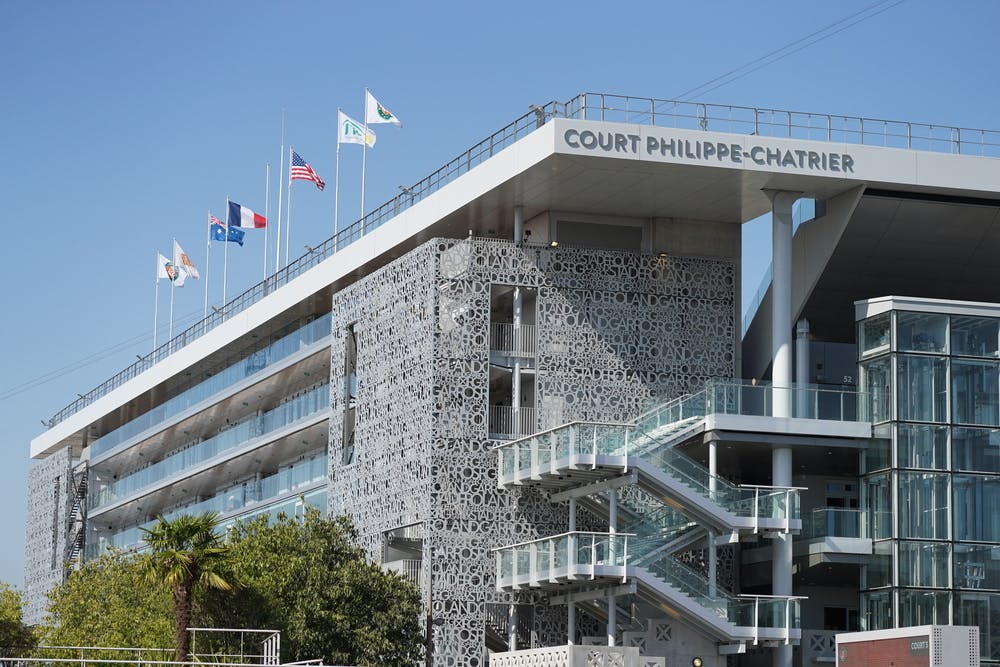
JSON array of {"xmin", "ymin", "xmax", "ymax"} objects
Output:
[
  {"xmin": 90, "ymin": 384, "xmax": 330, "ymax": 510},
  {"xmin": 90, "ymin": 314, "xmax": 332, "ymax": 460},
  {"xmin": 87, "ymin": 478, "xmax": 326, "ymax": 559}
]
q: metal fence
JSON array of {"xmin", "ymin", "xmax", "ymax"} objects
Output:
[{"xmin": 47, "ymin": 92, "xmax": 1000, "ymax": 428}]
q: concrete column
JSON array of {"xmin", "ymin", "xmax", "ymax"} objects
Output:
[
  {"xmin": 796, "ymin": 319, "xmax": 810, "ymax": 418},
  {"xmin": 708, "ymin": 439, "xmax": 718, "ymax": 598},
  {"xmin": 765, "ymin": 190, "xmax": 798, "ymax": 667},
  {"xmin": 766, "ymin": 190, "xmax": 798, "ymax": 416},
  {"xmin": 511, "ymin": 206, "xmax": 524, "ymax": 437},
  {"xmin": 567, "ymin": 603, "xmax": 576, "ymax": 645},
  {"xmin": 508, "ymin": 603, "xmax": 518, "ymax": 651},
  {"xmin": 607, "ymin": 489, "xmax": 617, "ymax": 647}
]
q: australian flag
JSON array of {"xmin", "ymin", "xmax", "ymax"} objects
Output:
[{"xmin": 209, "ymin": 215, "xmax": 245, "ymax": 246}]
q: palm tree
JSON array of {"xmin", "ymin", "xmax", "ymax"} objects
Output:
[{"xmin": 140, "ymin": 513, "xmax": 233, "ymax": 663}]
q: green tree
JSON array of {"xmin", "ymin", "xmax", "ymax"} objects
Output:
[
  {"xmin": 0, "ymin": 583, "xmax": 35, "ymax": 657},
  {"xmin": 43, "ymin": 552, "xmax": 172, "ymax": 651},
  {"xmin": 202, "ymin": 510, "xmax": 423, "ymax": 667},
  {"xmin": 140, "ymin": 513, "xmax": 232, "ymax": 663}
]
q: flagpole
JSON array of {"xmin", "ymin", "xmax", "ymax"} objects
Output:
[
  {"xmin": 223, "ymin": 197, "xmax": 230, "ymax": 307},
  {"xmin": 361, "ymin": 87, "xmax": 368, "ymax": 217},
  {"xmin": 153, "ymin": 251, "xmax": 160, "ymax": 351},
  {"xmin": 285, "ymin": 146, "xmax": 294, "ymax": 267},
  {"xmin": 334, "ymin": 120, "xmax": 342, "ymax": 243},
  {"xmin": 264, "ymin": 162, "xmax": 270, "ymax": 282},
  {"xmin": 204, "ymin": 210, "xmax": 211, "ymax": 319},
  {"xmin": 275, "ymin": 109, "xmax": 285, "ymax": 272},
  {"xmin": 169, "ymin": 238, "xmax": 176, "ymax": 342}
]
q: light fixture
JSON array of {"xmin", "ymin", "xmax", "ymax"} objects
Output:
[
  {"xmin": 549, "ymin": 241, "xmax": 559, "ymax": 247},
  {"xmin": 692, "ymin": 658, "xmax": 703, "ymax": 667}
]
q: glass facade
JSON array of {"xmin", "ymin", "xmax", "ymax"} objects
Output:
[{"xmin": 858, "ymin": 307, "xmax": 1000, "ymax": 662}]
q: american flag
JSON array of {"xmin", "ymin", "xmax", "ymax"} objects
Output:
[{"xmin": 290, "ymin": 151, "xmax": 325, "ymax": 190}]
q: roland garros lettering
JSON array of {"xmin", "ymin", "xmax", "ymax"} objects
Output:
[{"xmin": 563, "ymin": 128, "xmax": 855, "ymax": 173}]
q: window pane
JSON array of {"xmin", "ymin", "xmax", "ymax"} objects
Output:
[
  {"xmin": 952, "ymin": 315, "xmax": 999, "ymax": 358},
  {"xmin": 954, "ymin": 474, "xmax": 1000, "ymax": 542},
  {"xmin": 953, "ymin": 427, "xmax": 1000, "ymax": 474},
  {"xmin": 862, "ymin": 474, "xmax": 893, "ymax": 539},
  {"xmin": 863, "ymin": 540, "xmax": 893, "ymax": 589},
  {"xmin": 953, "ymin": 359, "xmax": 1000, "ymax": 426},
  {"xmin": 898, "ymin": 589, "xmax": 950, "ymax": 626},
  {"xmin": 897, "ymin": 355, "xmax": 948, "ymax": 423},
  {"xmin": 898, "ymin": 541, "xmax": 950, "ymax": 587},
  {"xmin": 897, "ymin": 311, "xmax": 948, "ymax": 354},
  {"xmin": 898, "ymin": 472, "xmax": 949, "ymax": 539},
  {"xmin": 861, "ymin": 590, "xmax": 893, "ymax": 631},
  {"xmin": 860, "ymin": 314, "xmax": 891, "ymax": 357},
  {"xmin": 898, "ymin": 423, "xmax": 948, "ymax": 469},
  {"xmin": 861, "ymin": 357, "xmax": 892, "ymax": 423},
  {"xmin": 954, "ymin": 543, "xmax": 1000, "ymax": 590}
]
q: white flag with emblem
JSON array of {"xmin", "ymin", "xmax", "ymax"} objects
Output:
[
  {"xmin": 365, "ymin": 90, "xmax": 402, "ymax": 126},
  {"xmin": 338, "ymin": 110, "xmax": 376, "ymax": 147}
]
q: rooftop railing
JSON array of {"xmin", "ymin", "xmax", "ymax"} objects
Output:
[{"xmin": 47, "ymin": 93, "xmax": 1000, "ymax": 428}]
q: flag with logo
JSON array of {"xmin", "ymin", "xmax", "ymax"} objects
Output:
[
  {"xmin": 290, "ymin": 151, "xmax": 326, "ymax": 190},
  {"xmin": 157, "ymin": 252, "xmax": 187, "ymax": 286},
  {"xmin": 338, "ymin": 110, "xmax": 376, "ymax": 147},
  {"xmin": 210, "ymin": 214, "xmax": 245, "ymax": 246},
  {"xmin": 173, "ymin": 240, "xmax": 199, "ymax": 279},
  {"xmin": 365, "ymin": 90, "xmax": 402, "ymax": 126}
]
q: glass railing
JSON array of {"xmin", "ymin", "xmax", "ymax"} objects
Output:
[
  {"xmin": 90, "ymin": 385, "xmax": 330, "ymax": 510},
  {"xmin": 89, "ymin": 314, "xmax": 332, "ymax": 460},
  {"xmin": 703, "ymin": 379, "xmax": 868, "ymax": 422},
  {"xmin": 496, "ymin": 532, "xmax": 633, "ymax": 587},
  {"xmin": 498, "ymin": 418, "xmax": 800, "ymax": 523},
  {"xmin": 85, "ymin": 459, "xmax": 327, "ymax": 560},
  {"xmin": 635, "ymin": 379, "xmax": 868, "ymax": 427},
  {"xmin": 635, "ymin": 537, "xmax": 800, "ymax": 630},
  {"xmin": 801, "ymin": 507, "xmax": 866, "ymax": 539}
]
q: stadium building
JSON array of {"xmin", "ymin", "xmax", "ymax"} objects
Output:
[{"xmin": 24, "ymin": 93, "xmax": 1000, "ymax": 667}]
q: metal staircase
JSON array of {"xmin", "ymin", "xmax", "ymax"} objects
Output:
[
  {"xmin": 65, "ymin": 463, "xmax": 89, "ymax": 568},
  {"xmin": 492, "ymin": 383, "xmax": 826, "ymax": 654}
]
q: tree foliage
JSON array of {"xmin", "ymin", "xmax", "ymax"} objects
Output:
[
  {"xmin": 0, "ymin": 583, "xmax": 35, "ymax": 656},
  {"xmin": 202, "ymin": 510, "xmax": 424, "ymax": 667},
  {"xmin": 140, "ymin": 513, "xmax": 232, "ymax": 663},
  {"xmin": 43, "ymin": 552, "xmax": 172, "ymax": 651},
  {"xmin": 43, "ymin": 510, "xmax": 423, "ymax": 667}
]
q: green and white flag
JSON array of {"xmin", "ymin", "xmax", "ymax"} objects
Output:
[
  {"xmin": 338, "ymin": 110, "xmax": 376, "ymax": 147},
  {"xmin": 365, "ymin": 90, "xmax": 402, "ymax": 126}
]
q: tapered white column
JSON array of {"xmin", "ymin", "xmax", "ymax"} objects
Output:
[
  {"xmin": 796, "ymin": 319, "xmax": 811, "ymax": 417},
  {"xmin": 607, "ymin": 490, "xmax": 617, "ymax": 646},
  {"xmin": 765, "ymin": 190, "xmax": 798, "ymax": 667},
  {"xmin": 708, "ymin": 439, "xmax": 718, "ymax": 598}
]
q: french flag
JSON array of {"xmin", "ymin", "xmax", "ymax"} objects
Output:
[{"xmin": 228, "ymin": 200, "xmax": 267, "ymax": 229}]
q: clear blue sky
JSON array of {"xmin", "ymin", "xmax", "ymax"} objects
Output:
[{"xmin": 2, "ymin": 0, "xmax": 997, "ymax": 588}]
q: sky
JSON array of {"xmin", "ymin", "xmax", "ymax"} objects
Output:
[{"xmin": 1, "ymin": 0, "xmax": 998, "ymax": 589}]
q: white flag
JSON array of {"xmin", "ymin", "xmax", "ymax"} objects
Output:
[
  {"xmin": 157, "ymin": 252, "xmax": 187, "ymax": 286},
  {"xmin": 173, "ymin": 240, "xmax": 200, "ymax": 279},
  {"xmin": 365, "ymin": 90, "xmax": 402, "ymax": 126},
  {"xmin": 338, "ymin": 110, "xmax": 376, "ymax": 147}
]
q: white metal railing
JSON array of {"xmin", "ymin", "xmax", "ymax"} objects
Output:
[
  {"xmin": 489, "ymin": 405, "xmax": 538, "ymax": 440},
  {"xmin": 383, "ymin": 558, "xmax": 422, "ymax": 587},
  {"xmin": 490, "ymin": 322, "xmax": 537, "ymax": 357}
]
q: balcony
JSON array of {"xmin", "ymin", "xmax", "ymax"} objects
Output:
[
  {"xmin": 89, "ymin": 314, "xmax": 332, "ymax": 461},
  {"xmin": 490, "ymin": 323, "xmax": 536, "ymax": 358},
  {"xmin": 90, "ymin": 384, "xmax": 330, "ymax": 511},
  {"xmin": 489, "ymin": 405, "xmax": 539, "ymax": 440},
  {"xmin": 87, "ymin": 459, "xmax": 327, "ymax": 559}
]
